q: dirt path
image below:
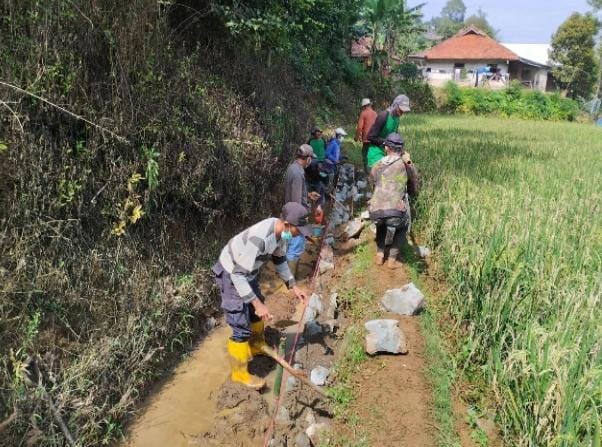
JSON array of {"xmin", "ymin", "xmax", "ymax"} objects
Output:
[{"xmin": 336, "ymin": 246, "xmax": 436, "ymax": 446}]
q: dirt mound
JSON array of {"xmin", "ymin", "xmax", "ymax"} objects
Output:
[{"xmin": 199, "ymin": 382, "xmax": 271, "ymax": 446}]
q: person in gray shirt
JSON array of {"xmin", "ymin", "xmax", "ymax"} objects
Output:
[
  {"xmin": 284, "ymin": 144, "xmax": 320, "ymax": 275},
  {"xmin": 212, "ymin": 202, "xmax": 311, "ymax": 390}
]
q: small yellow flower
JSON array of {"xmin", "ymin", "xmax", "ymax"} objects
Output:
[
  {"xmin": 129, "ymin": 205, "xmax": 145, "ymax": 224},
  {"xmin": 128, "ymin": 173, "xmax": 144, "ymax": 185},
  {"xmin": 111, "ymin": 220, "xmax": 126, "ymax": 236}
]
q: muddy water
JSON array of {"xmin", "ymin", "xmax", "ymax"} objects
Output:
[
  {"xmin": 122, "ymin": 265, "xmax": 299, "ymax": 447},
  {"xmin": 123, "ymin": 326, "xmax": 231, "ymax": 447}
]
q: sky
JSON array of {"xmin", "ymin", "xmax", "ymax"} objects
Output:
[{"xmin": 409, "ymin": 0, "xmax": 594, "ymax": 43}]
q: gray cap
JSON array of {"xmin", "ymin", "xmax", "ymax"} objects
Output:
[
  {"xmin": 297, "ymin": 143, "xmax": 315, "ymax": 158},
  {"xmin": 361, "ymin": 98, "xmax": 372, "ymax": 107},
  {"xmin": 311, "ymin": 126, "xmax": 322, "ymax": 134},
  {"xmin": 398, "ymin": 95, "xmax": 411, "ymax": 112},
  {"xmin": 384, "ymin": 132, "xmax": 405, "ymax": 150},
  {"xmin": 390, "ymin": 94, "xmax": 411, "ymax": 112},
  {"xmin": 282, "ymin": 202, "xmax": 312, "ymax": 237}
]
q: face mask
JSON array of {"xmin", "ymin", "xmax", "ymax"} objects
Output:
[
  {"xmin": 282, "ymin": 225, "xmax": 293, "ymax": 241},
  {"xmin": 338, "ymin": 135, "xmax": 344, "ymax": 142}
]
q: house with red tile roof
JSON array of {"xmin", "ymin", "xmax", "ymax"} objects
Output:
[{"xmin": 410, "ymin": 26, "xmax": 552, "ymax": 91}]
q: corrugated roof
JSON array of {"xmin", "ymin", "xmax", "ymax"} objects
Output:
[
  {"xmin": 351, "ymin": 36, "xmax": 372, "ymax": 58},
  {"xmin": 420, "ymin": 26, "xmax": 519, "ymax": 61},
  {"xmin": 501, "ymin": 43, "xmax": 551, "ymax": 67}
]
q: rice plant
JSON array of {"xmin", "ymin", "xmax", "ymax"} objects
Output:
[{"xmin": 406, "ymin": 115, "xmax": 602, "ymax": 447}]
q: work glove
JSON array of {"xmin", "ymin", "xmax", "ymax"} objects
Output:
[{"xmin": 402, "ymin": 151, "xmax": 411, "ymax": 164}]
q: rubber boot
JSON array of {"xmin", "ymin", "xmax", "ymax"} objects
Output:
[
  {"xmin": 227, "ymin": 339, "xmax": 266, "ymax": 390},
  {"xmin": 249, "ymin": 320, "xmax": 269, "ymax": 357}
]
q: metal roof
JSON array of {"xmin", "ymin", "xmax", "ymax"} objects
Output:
[{"xmin": 501, "ymin": 43, "xmax": 552, "ymax": 68}]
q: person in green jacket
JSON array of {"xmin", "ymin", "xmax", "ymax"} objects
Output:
[
  {"xmin": 308, "ymin": 127, "xmax": 326, "ymax": 162},
  {"xmin": 366, "ymin": 95, "xmax": 411, "ymax": 169}
]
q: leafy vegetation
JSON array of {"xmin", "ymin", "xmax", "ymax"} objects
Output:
[
  {"xmin": 441, "ymin": 81, "xmax": 581, "ymax": 121},
  {"xmin": 407, "ymin": 114, "xmax": 602, "ymax": 447},
  {"xmin": 550, "ymin": 12, "xmax": 600, "ymax": 100},
  {"xmin": 356, "ymin": 0, "xmax": 424, "ymax": 72},
  {"xmin": 427, "ymin": 0, "xmax": 467, "ymax": 39},
  {"xmin": 0, "ymin": 1, "xmax": 379, "ymax": 445}
]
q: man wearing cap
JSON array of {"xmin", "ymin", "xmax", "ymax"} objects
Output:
[
  {"xmin": 366, "ymin": 95, "xmax": 411, "ymax": 170},
  {"xmin": 354, "ymin": 98, "xmax": 377, "ymax": 172},
  {"xmin": 369, "ymin": 133, "xmax": 420, "ymax": 269},
  {"xmin": 212, "ymin": 202, "xmax": 311, "ymax": 390},
  {"xmin": 284, "ymin": 144, "xmax": 321, "ymax": 276}
]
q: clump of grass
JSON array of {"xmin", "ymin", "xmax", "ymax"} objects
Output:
[
  {"xmin": 324, "ymin": 243, "xmax": 373, "ymax": 446},
  {"xmin": 408, "ymin": 114, "xmax": 602, "ymax": 447}
]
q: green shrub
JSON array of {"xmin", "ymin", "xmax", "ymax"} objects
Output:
[
  {"xmin": 442, "ymin": 81, "xmax": 463, "ymax": 113},
  {"xmin": 398, "ymin": 80, "xmax": 437, "ymax": 113},
  {"xmin": 439, "ymin": 82, "xmax": 579, "ymax": 121}
]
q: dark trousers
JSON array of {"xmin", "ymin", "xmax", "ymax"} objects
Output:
[
  {"xmin": 375, "ymin": 214, "xmax": 410, "ymax": 259},
  {"xmin": 212, "ymin": 262, "xmax": 263, "ymax": 341},
  {"xmin": 362, "ymin": 142, "xmax": 370, "ymax": 172}
]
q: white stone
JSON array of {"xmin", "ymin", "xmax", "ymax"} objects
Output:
[
  {"xmin": 308, "ymin": 293, "xmax": 323, "ymax": 315},
  {"xmin": 306, "ymin": 423, "xmax": 330, "ymax": 445},
  {"xmin": 310, "ymin": 366, "xmax": 330, "ymax": 386},
  {"xmin": 380, "ymin": 283, "xmax": 426, "ymax": 316},
  {"xmin": 364, "ymin": 319, "xmax": 408, "ymax": 355}
]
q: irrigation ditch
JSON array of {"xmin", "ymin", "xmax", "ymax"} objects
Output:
[{"xmin": 120, "ymin": 161, "xmax": 490, "ymax": 447}]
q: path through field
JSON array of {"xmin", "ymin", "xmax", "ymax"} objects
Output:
[{"xmin": 335, "ymin": 248, "xmax": 435, "ymax": 446}]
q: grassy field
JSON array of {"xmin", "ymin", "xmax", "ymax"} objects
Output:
[{"xmin": 366, "ymin": 115, "xmax": 602, "ymax": 446}]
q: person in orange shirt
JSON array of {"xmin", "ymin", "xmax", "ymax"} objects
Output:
[{"xmin": 354, "ymin": 98, "xmax": 378, "ymax": 172}]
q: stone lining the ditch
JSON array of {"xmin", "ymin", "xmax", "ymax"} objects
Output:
[
  {"xmin": 380, "ymin": 283, "xmax": 425, "ymax": 316},
  {"xmin": 344, "ymin": 218, "xmax": 365, "ymax": 239},
  {"xmin": 310, "ymin": 366, "xmax": 330, "ymax": 386},
  {"xmin": 364, "ymin": 319, "xmax": 408, "ymax": 355}
]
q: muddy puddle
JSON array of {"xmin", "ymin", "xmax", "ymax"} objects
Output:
[
  {"xmin": 122, "ymin": 269, "xmax": 307, "ymax": 447},
  {"xmin": 123, "ymin": 325, "xmax": 228, "ymax": 446}
]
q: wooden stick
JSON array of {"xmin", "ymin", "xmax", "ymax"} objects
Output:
[{"xmin": 261, "ymin": 346, "xmax": 328, "ymax": 398}]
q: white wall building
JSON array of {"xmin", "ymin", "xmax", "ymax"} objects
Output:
[{"xmin": 410, "ymin": 27, "xmax": 552, "ymax": 91}]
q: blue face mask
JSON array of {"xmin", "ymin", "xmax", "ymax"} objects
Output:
[{"xmin": 282, "ymin": 225, "xmax": 293, "ymax": 241}]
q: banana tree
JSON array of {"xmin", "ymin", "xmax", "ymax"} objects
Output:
[{"xmin": 360, "ymin": 0, "xmax": 425, "ymax": 73}]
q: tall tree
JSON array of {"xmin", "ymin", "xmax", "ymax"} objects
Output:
[
  {"xmin": 588, "ymin": 0, "xmax": 602, "ymax": 9},
  {"xmin": 589, "ymin": 0, "xmax": 602, "ymax": 101},
  {"xmin": 441, "ymin": 0, "xmax": 466, "ymax": 22},
  {"xmin": 464, "ymin": 8, "xmax": 498, "ymax": 39},
  {"xmin": 429, "ymin": 0, "xmax": 466, "ymax": 39},
  {"xmin": 360, "ymin": 0, "xmax": 424, "ymax": 71},
  {"xmin": 550, "ymin": 12, "xmax": 600, "ymax": 99}
]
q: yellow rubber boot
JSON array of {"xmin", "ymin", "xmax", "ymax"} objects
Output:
[
  {"xmin": 227, "ymin": 339, "xmax": 266, "ymax": 390},
  {"xmin": 249, "ymin": 321, "xmax": 269, "ymax": 357}
]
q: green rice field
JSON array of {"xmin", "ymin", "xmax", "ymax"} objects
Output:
[{"xmin": 402, "ymin": 115, "xmax": 601, "ymax": 446}]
